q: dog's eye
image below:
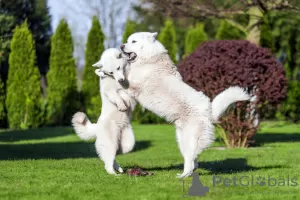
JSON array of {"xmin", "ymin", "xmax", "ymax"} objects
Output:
[
  {"xmin": 132, "ymin": 40, "xmax": 137, "ymax": 43},
  {"xmin": 117, "ymin": 66, "xmax": 120, "ymax": 70},
  {"xmin": 109, "ymin": 72, "xmax": 113, "ymax": 75}
]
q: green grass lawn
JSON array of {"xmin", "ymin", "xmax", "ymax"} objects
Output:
[{"xmin": 1, "ymin": 122, "xmax": 300, "ymax": 200}]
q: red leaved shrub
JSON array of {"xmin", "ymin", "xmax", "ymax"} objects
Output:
[{"xmin": 178, "ymin": 40, "xmax": 287, "ymax": 147}]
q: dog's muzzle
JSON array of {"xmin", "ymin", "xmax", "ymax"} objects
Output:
[
  {"xmin": 120, "ymin": 44, "xmax": 125, "ymax": 51},
  {"xmin": 118, "ymin": 78, "xmax": 125, "ymax": 83}
]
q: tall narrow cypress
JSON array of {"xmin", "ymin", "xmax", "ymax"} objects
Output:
[
  {"xmin": 6, "ymin": 22, "xmax": 42, "ymax": 129},
  {"xmin": 216, "ymin": 20, "xmax": 246, "ymax": 40},
  {"xmin": 158, "ymin": 19, "xmax": 177, "ymax": 62},
  {"xmin": 184, "ymin": 23, "xmax": 208, "ymax": 56},
  {"xmin": 46, "ymin": 19, "xmax": 78, "ymax": 125},
  {"xmin": 81, "ymin": 16, "xmax": 105, "ymax": 121},
  {"xmin": 122, "ymin": 19, "xmax": 136, "ymax": 43}
]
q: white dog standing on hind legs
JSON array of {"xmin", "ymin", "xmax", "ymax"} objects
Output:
[
  {"xmin": 72, "ymin": 48, "xmax": 136, "ymax": 175},
  {"xmin": 120, "ymin": 32, "xmax": 251, "ymax": 178}
]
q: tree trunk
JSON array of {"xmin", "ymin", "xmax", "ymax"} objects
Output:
[{"xmin": 246, "ymin": 6, "xmax": 263, "ymax": 46}]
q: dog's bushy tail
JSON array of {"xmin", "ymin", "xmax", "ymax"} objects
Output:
[
  {"xmin": 71, "ymin": 112, "xmax": 97, "ymax": 141},
  {"xmin": 211, "ymin": 86, "xmax": 250, "ymax": 122}
]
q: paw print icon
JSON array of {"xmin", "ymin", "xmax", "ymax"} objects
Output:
[
  {"xmin": 256, "ymin": 176, "xmax": 266, "ymax": 186},
  {"xmin": 188, "ymin": 172, "xmax": 209, "ymax": 196}
]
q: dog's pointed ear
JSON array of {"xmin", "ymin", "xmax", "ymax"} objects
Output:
[
  {"xmin": 151, "ymin": 32, "xmax": 158, "ymax": 39},
  {"xmin": 115, "ymin": 52, "xmax": 122, "ymax": 59},
  {"xmin": 92, "ymin": 61, "xmax": 102, "ymax": 68},
  {"xmin": 148, "ymin": 32, "xmax": 158, "ymax": 43}
]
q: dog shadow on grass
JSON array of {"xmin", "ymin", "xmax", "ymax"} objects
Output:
[
  {"xmin": 0, "ymin": 140, "xmax": 152, "ymax": 160},
  {"xmin": 0, "ymin": 126, "xmax": 152, "ymax": 160},
  {"xmin": 0, "ymin": 127, "xmax": 74, "ymax": 142},
  {"xmin": 140, "ymin": 158, "xmax": 284, "ymax": 175}
]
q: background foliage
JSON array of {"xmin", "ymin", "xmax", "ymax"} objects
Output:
[
  {"xmin": 0, "ymin": 0, "xmax": 51, "ymax": 77},
  {"xmin": 178, "ymin": 40, "xmax": 287, "ymax": 147},
  {"xmin": 268, "ymin": 12, "xmax": 300, "ymax": 122},
  {"xmin": 0, "ymin": 0, "xmax": 299, "ymax": 149},
  {"xmin": 216, "ymin": 20, "xmax": 246, "ymax": 40},
  {"xmin": 158, "ymin": 19, "xmax": 177, "ymax": 62},
  {"xmin": 81, "ymin": 16, "xmax": 105, "ymax": 122},
  {"xmin": 6, "ymin": 22, "xmax": 42, "ymax": 129},
  {"xmin": 184, "ymin": 23, "xmax": 208, "ymax": 56},
  {"xmin": 46, "ymin": 19, "xmax": 79, "ymax": 125},
  {"xmin": 122, "ymin": 19, "xmax": 136, "ymax": 43}
]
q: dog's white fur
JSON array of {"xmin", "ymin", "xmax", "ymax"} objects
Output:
[
  {"xmin": 121, "ymin": 32, "xmax": 251, "ymax": 178},
  {"xmin": 72, "ymin": 48, "xmax": 136, "ymax": 175}
]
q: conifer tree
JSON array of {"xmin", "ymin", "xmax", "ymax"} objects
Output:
[
  {"xmin": 260, "ymin": 15, "xmax": 275, "ymax": 52},
  {"xmin": 0, "ymin": 77, "xmax": 6, "ymax": 127},
  {"xmin": 184, "ymin": 23, "xmax": 208, "ymax": 56},
  {"xmin": 269, "ymin": 12, "xmax": 300, "ymax": 121},
  {"xmin": 6, "ymin": 22, "xmax": 42, "ymax": 129},
  {"xmin": 158, "ymin": 19, "xmax": 177, "ymax": 62},
  {"xmin": 0, "ymin": 0, "xmax": 51, "ymax": 79},
  {"xmin": 46, "ymin": 19, "xmax": 78, "ymax": 125},
  {"xmin": 216, "ymin": 20, "xmax": 246, "ymax": 40},
  {"xmin": 82, "ymin": 16, "xmax": 105, "ymax": 121},
  {"xmin": 122, "ymin": 19, "xmax": 136, "ymax": 43}
]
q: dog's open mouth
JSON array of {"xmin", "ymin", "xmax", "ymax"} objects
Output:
[{"xmin": 122, "ymin": 51, "xmax": 137, "ymax": 62}]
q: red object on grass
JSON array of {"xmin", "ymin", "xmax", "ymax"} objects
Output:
[{"xmin": 126, "ymin": 167, "xmax": 154, "ymax": 176}]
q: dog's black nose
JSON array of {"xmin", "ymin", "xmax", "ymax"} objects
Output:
[
  {"xmin": 118, "ymin": 79, "xmax": 125, "ymax": 83},
  {"xmin": 120, "ymin": 44, "xmax": 125, "ymax": 50}
]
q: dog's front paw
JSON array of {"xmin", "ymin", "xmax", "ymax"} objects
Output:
[
  {"xmin": 123, "ymin": 97, "xmax": 132, "ymax": 108},
  {"xmin": 72, "ymin": 112, "xmax": 87, "ymax": 125},
  {"xmin": 118, "ymin": 91, "xmax": 132, "ymax": 108},
  {"xmin": 117, "ymin": 102, "xmax": 128, "ymax": 112}
]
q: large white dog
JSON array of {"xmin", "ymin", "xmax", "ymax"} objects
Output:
[
  {"xmin": 120, "ymin": 32, "xmax": 251, "ymax": 178},
  {"xmin": 72, "ymin": 48, "xmax": 136, "ymax": 175}
]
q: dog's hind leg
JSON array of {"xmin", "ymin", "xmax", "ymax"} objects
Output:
[
  {"xmin": 95, "ymin": 135, "xmax": 118, "ymax": 175},
  {"xmin": 176, "ymin": 127, "xmax": 195, "ymax": 177},
  {"xmin": 95, "ymin": 143, "xmax": 116, "ymax": 175},
  {"xmin": 175, "ymin": 127, "xmax": 185, "ymax": 159},
  {"xmin": 175, "ymin": 123, "xmax": 195, "ymax": 178},
  {"xmin": 177, "ymin": 119, "xmax": 215, "ymax": 178},
  {"xmin": 193, "ymin": 120, "xmax": 215, "ymax": 171},
  {"xmin": 176, "ymin": 120, "xmax": 213, "ymax": 179},
  {"xmin": 109, "ymin": 125, "xmax": 135, "ymax": 173},
  {"xmin": 119, "ymin": 124, "xmax": 135, "ymax": 154}
]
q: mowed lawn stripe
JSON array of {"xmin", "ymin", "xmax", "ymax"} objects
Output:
[{"xmin": 0, "ymin": 122, "xmax": 299, "ymax": 200}]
